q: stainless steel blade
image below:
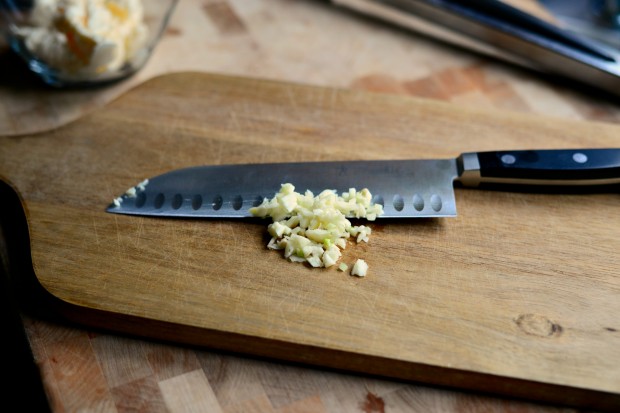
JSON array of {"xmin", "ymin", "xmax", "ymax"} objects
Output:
[{"xmin": 107, "ymin": 159, "xmax": 459, "ymax": 218}]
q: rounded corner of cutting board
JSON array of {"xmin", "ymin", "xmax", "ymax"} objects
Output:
[{"xmin": 0, "ymin": 177, "xmax": 81, "ymax": 316}]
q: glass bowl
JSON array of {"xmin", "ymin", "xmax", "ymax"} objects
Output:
[{"xmin": 0, "ymin": 0, "xmax": 178, "ymax": 87}]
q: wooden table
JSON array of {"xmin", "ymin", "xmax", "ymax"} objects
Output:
[{"xmin": 2, "ymin": 1, "xmax": 619, "ymax": 412}]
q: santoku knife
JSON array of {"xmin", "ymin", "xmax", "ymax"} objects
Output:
[{"xmin": 106, "ymin": 149, "xmax": 620, "ymax": 219}]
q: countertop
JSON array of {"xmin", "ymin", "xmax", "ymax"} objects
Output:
[{"xmin": 2, "ymin": 1, "xmax": 620, "ymax": 412}]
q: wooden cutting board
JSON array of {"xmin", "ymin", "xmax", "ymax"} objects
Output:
[{"xmin": 1, "ymin": 73, "xmax": 619, "ymax": 411}]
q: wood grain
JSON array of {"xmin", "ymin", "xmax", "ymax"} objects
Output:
[{"xmin": 1, "ymin": 72, "xmax": 619, "ymax": 411}]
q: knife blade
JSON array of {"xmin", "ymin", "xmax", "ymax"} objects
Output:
[{"xmin": 106, "ymin": 149, "xmax": 620, "ymax": 219}]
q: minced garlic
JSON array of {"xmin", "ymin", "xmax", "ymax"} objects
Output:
[
  {"xmin": 111, "ymin": 178, "xmax": 148, "ymax": 207},
  {"xmin": 351, "ymin": 259, "xmax": 368, "ymax": 277},
  {"xmin": 250, "ymin": 183, "xmax": 383, "ymax": 272}
]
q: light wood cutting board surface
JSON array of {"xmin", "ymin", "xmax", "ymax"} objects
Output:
[{"xmin": 1, "ymin": 72, "xmax": 619, "ymax": 411}]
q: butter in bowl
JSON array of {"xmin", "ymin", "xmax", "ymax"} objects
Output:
[{"xmin": 1, "ymin": 0, "xmax": 178, "ymax": 87}]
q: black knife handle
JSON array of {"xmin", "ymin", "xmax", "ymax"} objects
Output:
[{"xmin": 457, "ymin": 149, "xmax": 620, "ymax": 187}]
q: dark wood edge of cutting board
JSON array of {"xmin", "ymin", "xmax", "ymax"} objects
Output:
[
  {"xmin": 0, "ymin": 181, "xmax": 52, "ymax": 412},
  {"xmin": 1, "ymin": 179, "xmax": 618, "ymax": 412}
]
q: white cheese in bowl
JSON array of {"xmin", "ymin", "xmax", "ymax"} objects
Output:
[
  {"xmin": 14, "ymin": 0, "xmax": 148, "ymax": 77},
  {"xmin": 250, "ymin": 183, "xmax": 383, "ymax": 275}
]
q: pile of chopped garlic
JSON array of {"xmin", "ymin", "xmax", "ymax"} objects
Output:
[{"xmin": 249, "ymin": 183, "xmax": 383, "ymax": 276}]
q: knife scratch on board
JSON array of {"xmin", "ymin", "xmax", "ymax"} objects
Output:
[
  {"xmin": 286, "ymin": 86, "xmax": 299, "ymax": 110},
  {"xmin": 214, "ymin": 139, "xmax": 224, "ymax": 165},
  {"xmin": 329, "ymin": 87, "xmax": 337, "ymax": 110},
  {"xmin": 272, "ymin": 113, "xmax": 284, "ymax": 142},
  {"xmin": 275, "ymin": 299, "xmax": 293, "ymax": 336},
  {"xmin": 129, "ymin": 217, "xmax": 145, "ymax": 249},
  {"xmin": 213, "ymin": 274, "xmax": 233, "ymax": 297},
  {"xmin": 227, "ymin": 110, "xmax": 242, "ymax": 132},
  {"xmin": 91, "ymin": 215, "xmax": 100, "ymax": 246},
  {"xmin": 112, "ymin": 214, "xmax": 123, "ymax": 257}
]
